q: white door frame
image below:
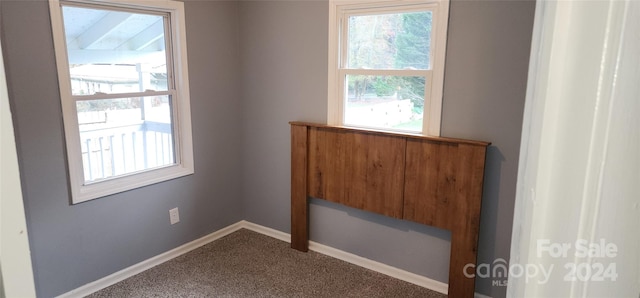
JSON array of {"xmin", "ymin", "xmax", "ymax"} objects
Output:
[
  {"xmin": 0, "ymin": 32, "xmax": 37, "ymax": 298},
  {"xmin": 508, "ymin": 0, "xmax": 640, "ymax": 296}
]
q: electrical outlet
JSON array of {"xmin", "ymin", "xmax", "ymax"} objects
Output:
[{"xmin": 169, "ymin": 207, "xmax": 180, "ymax": 225}]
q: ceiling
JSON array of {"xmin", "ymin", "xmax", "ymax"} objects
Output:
[{"xmin": 62, "ymin": 5, "xmax": 167, "ymax": 65}]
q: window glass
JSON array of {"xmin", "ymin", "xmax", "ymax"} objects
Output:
[
  {"xmin": 341, "ymin": 9, "xmax": 434, "ymax": 133},
  {"xmin": 61, "ymin": 4, "xmax": 176, "ymax": 184},
  {"xmin": 76, "ymin": 96, "xmax": 174, "ymax": 182},
  {"xmin": 51, "ymin": 0, "xmax": 194, "ymax": 203},
  {"xmin": 344, "ymin": 75, "xmax": 426, "ymax": 132},
  {"xmin": 347, "ymin": 11, "xmax": 432, "ymax": 70},
  {"xmin": 62, "ymin": 6, "xmax": 169, "ymax": 95}
]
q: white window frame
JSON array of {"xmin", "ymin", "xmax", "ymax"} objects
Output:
[
  {"xmin": 49, "ymin": 0, "xmax": 194, "ymax": 204},
  {"xmin": 328, "ymin": 0, "xmax": 450, "ymax": 136}
]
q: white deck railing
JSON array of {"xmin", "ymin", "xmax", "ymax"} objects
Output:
[{"xmin": 79, "ymin": 121, "xmax": 173, "ymax": 182}]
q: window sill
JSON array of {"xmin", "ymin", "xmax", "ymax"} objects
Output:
[{"xmin": 73, "ymin": 165, "xmax": 194, "ymax": 204}]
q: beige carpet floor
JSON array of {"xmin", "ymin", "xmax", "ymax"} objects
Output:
[{"xmin": 87, "ymin": 229, "xmax": 446, "ymax": 297}]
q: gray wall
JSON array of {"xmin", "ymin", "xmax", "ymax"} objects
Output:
[
  {"xmin": 3, "ymin": 0, "xmax": 534, "ymax": 297},
  {"xmin": 239, "ymin": 1, "xmax": 535, "ymax": 297},
  {"xmin": 1, "ymin": 1, "xmax": 243, "ymax": 297},
  {"xmin": 442, "ymin": 1, "xmax": 535, "ymax": 296}
]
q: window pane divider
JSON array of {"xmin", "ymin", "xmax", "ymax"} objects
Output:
[
  {"xmin": 340, "ymin": 2, "xmax": 438, "ymax": 14},
  {"xmin": 72, "ymin": 90, "xmax": 174, "ymax": 101},
  {"xmin": 339, "ymin": 69, "xmax": 431, "ymax": 77}
]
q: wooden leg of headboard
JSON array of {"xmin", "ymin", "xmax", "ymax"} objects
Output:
[
  {"xmin": 448, "ymin": 230, "xmax": 479, "ymax": 298},
  {"xmin": 291, "ymin": 124, "xmax": 309, "ymax": 252},
  {"xmin": 447, "ymin": 143, "xmax": 486, "ymax": 297}
]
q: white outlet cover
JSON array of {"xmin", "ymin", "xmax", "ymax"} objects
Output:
[{"xmin": 169, "ymin": 208, "xmax": 180, "ymax": 225}]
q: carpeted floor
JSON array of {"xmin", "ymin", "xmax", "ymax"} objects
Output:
[{"xmin": 87, "ymin": 229, "xmax": 446, "ymax": 297}]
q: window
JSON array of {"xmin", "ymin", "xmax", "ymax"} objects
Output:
[
  {"xmin": 49, "ymin": 0, "xmax": 193, "ymax": 203},
  {"xmin": 328, "ymin": 0, "xmax": 449, "ymax": 135}
]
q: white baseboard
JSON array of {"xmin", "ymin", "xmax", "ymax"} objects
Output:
[
  {"xmin": 241, "ymin": 220, "xmax": 291, "ymax": 242},
  {"xmin": 240, "ymin": 221, "xmax": 448, "ymax": 295},
  {"xmin": 56, "ymin": 221, "xmax": 245, "ymax": 298},
  {"xmin": 58, "ymin": 220, "xmax": 491, "ymax": 298},
  {"xmin": 242, "ymin": 222, "xmax": 494, "ymax": 298}
]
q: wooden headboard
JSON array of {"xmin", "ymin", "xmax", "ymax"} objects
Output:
[{"xmin": 290, "ymin": 122, "xmax": 490, "ymax": 297}]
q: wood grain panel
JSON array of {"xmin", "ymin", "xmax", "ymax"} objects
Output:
[
  {"xmin": 450, "ymin": 144, "xmax": 487, "ymax": 232},
  {"xmin": 290, "ymin": 121, "xmax": 489, "ymax": 146},
  {"xmin": 403, "ymin": 139, "xmax": 458, "ymax": 230},
  {"xmin": 447, "ymin": 143, "xmax": 487, "ymax": 297},
  {"xmin": 290, "ymin": 124, "xmax": 308, "ymax": 252},
  {"xmin": 290, "ymin": 122, "xmax": 490, "ymax": 298},
  {"xmin": 402, "ymin": 140, "xmax": 487, "ymax": 297},
  {"xmin": 307, "ymin": 127, "xmax": 405, "ymax": 218}
]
